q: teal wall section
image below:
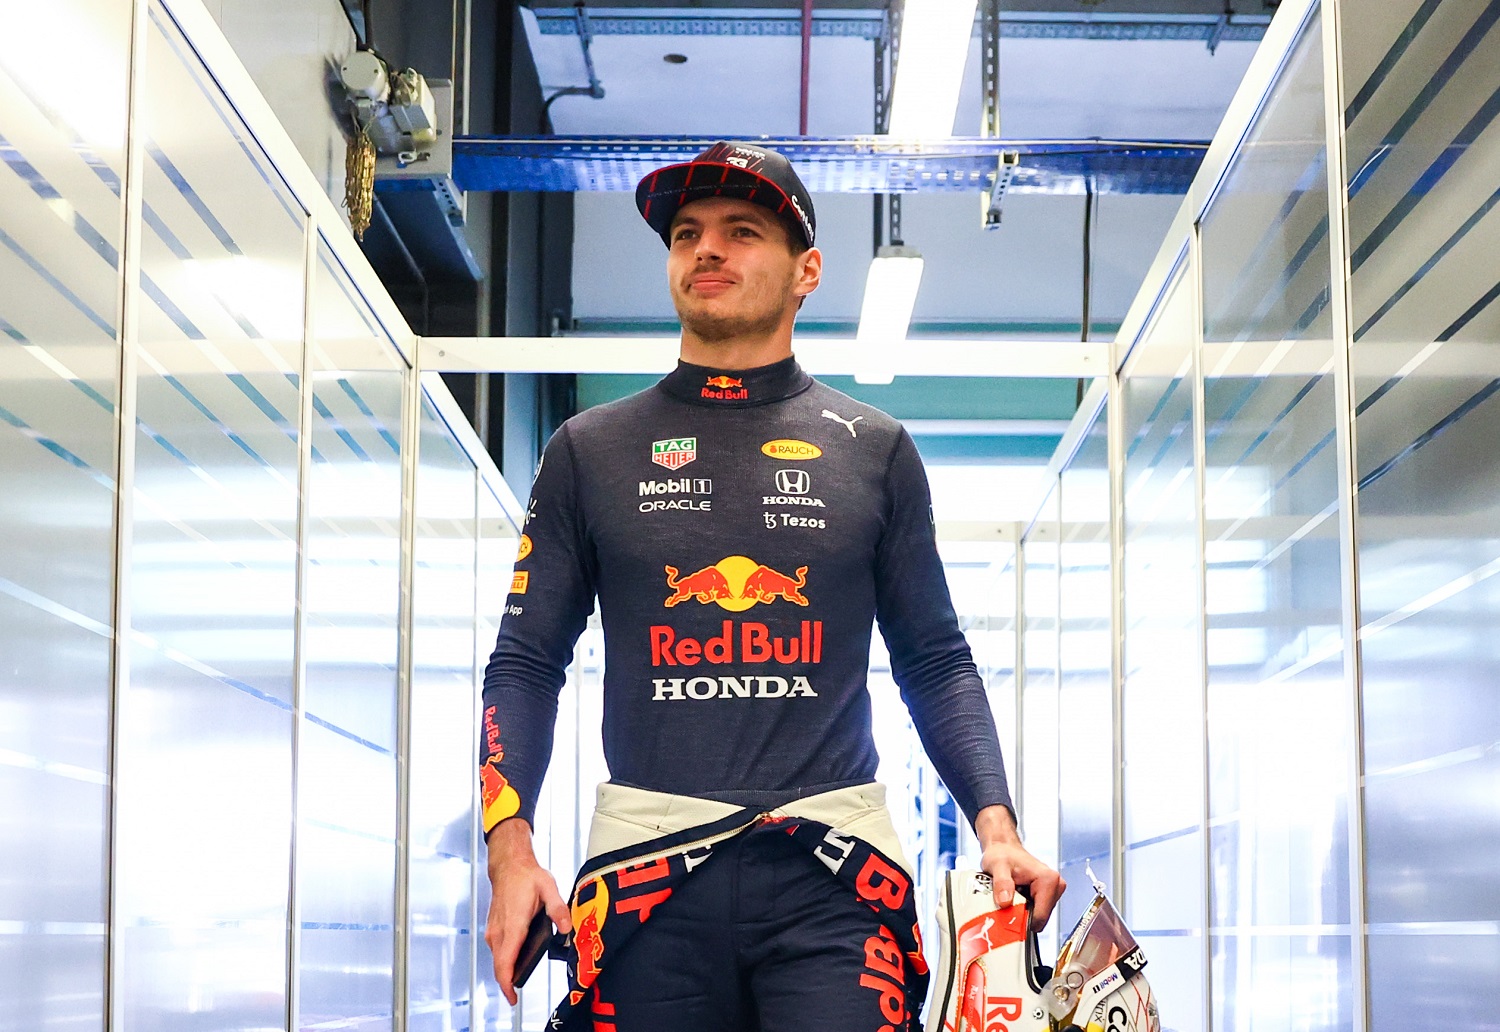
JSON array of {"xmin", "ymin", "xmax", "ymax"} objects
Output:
[{"xmin": 575, "ymin": 373, "xmax": 1084, "ymax": 462}]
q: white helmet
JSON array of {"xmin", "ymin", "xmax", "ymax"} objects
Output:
[
  {"xmin": 1042, "ymin": 876, "xmax": 1160, "ymax": 1032},
  {"xmin": 926, "ymin": 870, "xmax": 1049, "ymax": 1032}
]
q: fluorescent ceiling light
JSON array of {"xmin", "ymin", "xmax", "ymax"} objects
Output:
[
  {"xmin": 885, "ymin": 0, "xmax": 980, "ymax": 138},
  {"xmin": 855, "ymin": 246, "xmax": 925, "ymax": 385}
]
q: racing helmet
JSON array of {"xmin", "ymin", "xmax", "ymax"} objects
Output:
[
  {"xmin": 1043, "ymin": 875, "xmax": 1160, "ymax": 1032},
  {"xmin": 926, "ymin": 870, "xmax": 1050, "ymax": 1032}
]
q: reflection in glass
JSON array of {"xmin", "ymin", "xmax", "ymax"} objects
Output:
[
  {"xmin": 1343, "ymin": 0, "xmax": 1500, "ymax": 1025},
  {"xmin": 0, "ymin": 0, "xmax": 127, "ymax": 1023},
  {"xmin": 1120, "ymin": 255, "xmax": 1204, "ymax": 1024},
  {"xmin": 1056, "ymin": 404, "xmax": 1112, "ymax": 938},
  {"xmin": 408, "ymin": 392, "xmax": 478, "ymax": 1032},
  {"xmin": 1021, "ymin": 490, "xmax": 1060, "ymax": 953},
  {"xmin": 297, "ymin": 241, "xmax": 406, "ymax": 1032},
  {"xmin": 116, "ymin": 4, "xmax": 306, "ymax": 1027},
  {"xmin": 1198, "ymin": 13, "xmax": 1355, "ymax": 1032},
  {"xmin": 476, "ymin": 481, "xmax": 522, "ymax": 1029}
]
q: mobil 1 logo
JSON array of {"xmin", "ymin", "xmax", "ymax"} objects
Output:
[{"xmin": 640, "ymin": 477, "xmax": 712, "ymax": 513}]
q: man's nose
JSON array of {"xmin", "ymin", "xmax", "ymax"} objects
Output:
[{"xmin": 694, "ymin": 228, "xmax": 727, "ymax": 260}]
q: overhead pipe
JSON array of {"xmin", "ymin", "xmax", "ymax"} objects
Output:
[{"xmin": 542, "ymin": 1, "xmax": 606, "ymax": 130}]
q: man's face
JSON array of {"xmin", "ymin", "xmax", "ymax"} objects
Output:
[{"xmin": 666, "ymin": 197, "xmax": 817, "ymax": 343}]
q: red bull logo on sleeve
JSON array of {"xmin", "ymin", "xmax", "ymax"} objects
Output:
[
  {"xmin": 663, "ymin": 555, "xmax": 808, "ymax": 610},
  {"xmin": 480, "ymin": 706, "xmax": 521, "ymax": 827}
]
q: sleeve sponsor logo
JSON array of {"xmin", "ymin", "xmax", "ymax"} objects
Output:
[
  {"xmin": 761, "ymin": 439, "xmax": 822, "ymax": 460},
  {"xmin": 480, "ymin": 705, "xmax": 520, "ymax": 827},
  {"xmin": 663, "ymin": 555, "xmax": 808, "ymax": 609},
  {"xmin": 516, "ymin": 534, "xmax": 533, "ymax": 562},
  {"xmin": 511, "ymin": 571, "xmax": 530, "ymax": 594},
  {"xmin": 651, "ymin": 437, "xmax": 697, "ymax": 470}
]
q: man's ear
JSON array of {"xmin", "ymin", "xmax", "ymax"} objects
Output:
[{"xmin": 795, "ymin": 247, "xmax": 823, "ymax": 300}]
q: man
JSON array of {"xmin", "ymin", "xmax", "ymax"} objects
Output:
[{"xmin": 481, "ymin": 141, "xmax": 1061, "ymax": 1031}]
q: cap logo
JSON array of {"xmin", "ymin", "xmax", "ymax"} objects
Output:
[
  {"xmin": 789, "ymin": 194, "xmax": 812, "ymax": 240},
  {"xmin": 725, "ymin": 147, "xmax": 766, "ymax": 173}
]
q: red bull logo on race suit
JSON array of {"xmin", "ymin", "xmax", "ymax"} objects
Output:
[
  {"xmin": 663, "ymin": 555, "xmax": 808, "ymax": 609},
  {"xmin": 480, "ymin": 706, "xmax": 520, "ymax": 827},
  {"xmin": 701, "ymin": 374, "xmax": 748, "ymax": 401},
  {"xmin": 653, "ymin": 557, "xmax": 820, "ymax": 700}
]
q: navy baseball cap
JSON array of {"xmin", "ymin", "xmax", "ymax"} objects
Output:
[{"xmin": 636, "ymin": 142, "xmax": 816, "ymax": 249}]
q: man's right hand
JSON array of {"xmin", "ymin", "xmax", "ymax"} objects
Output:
[{"xmin": 484, "ymin": 818, "xmax": 573, "ymax": 1006}]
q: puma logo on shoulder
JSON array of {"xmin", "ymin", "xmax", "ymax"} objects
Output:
[{"xmin": 821, "ymin": 409, "xmax": 864, "ymax": 437}]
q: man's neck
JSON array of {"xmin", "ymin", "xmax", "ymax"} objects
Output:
[{"xmin": 679, "ymin": 328, "xmax": 794, "ymax": 371}]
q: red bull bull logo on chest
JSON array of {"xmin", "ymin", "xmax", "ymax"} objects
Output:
[{"xmin": 663, "ymin": 555, "xmax": 808, "ymax": 610}]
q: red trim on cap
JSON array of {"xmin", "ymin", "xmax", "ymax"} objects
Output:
[{"xmin": 640, "ymin": 160, "xmax": 813, "ymax": 247}]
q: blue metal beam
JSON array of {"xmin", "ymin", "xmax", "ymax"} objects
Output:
[
  {"xmin": 530, "ymin": 10, "xmax": 1270, "ymax": 43},
  {"xmin": 448, "ymin": 135, "xmax": 1209, "ymax": 195}
]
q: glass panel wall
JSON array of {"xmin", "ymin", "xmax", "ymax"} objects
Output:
[
  {"xmin": 1341, "ymin": 0, "xmax": 1500, "ymax": 1027},
  {"xmin": 1054, "ymin": 403, "xmax": 1112, "ymax": 937},
  {"xmin": 0, "ymin": 0, "xmax": 128, "ymax": 1025},
  {"xmin": 1120, "ymin": 254, "xmax": 1206, "ymax": 1027},
  {"xmin": 1040, "ymin": 0, "xmax": 1500, "ymax": 1026},
  {"xmin": 475, "ymin": 479, "xmax": 523, "ymax": 1028},
  {"xmin": 297, "ymin": 241, "xmax": 406, "ymax": 1031},
  {"xmin": 116, "ymin": 2, "xmax": 306, "ymax": 1025},
  {"xmin": 1020, "ymin": 489, "xmax": 1060, "ymax": 953},
  {"xmin": 1, "ymin": 0, "xmax": 523, "ymax": 1027},
  {"xmin": 408, "ymin": 393, "xmax": 480, "ymax": 1032},
  {"xmin": 1198, "ymin": 12, "xmax": 1356, "ymax": 1032}
]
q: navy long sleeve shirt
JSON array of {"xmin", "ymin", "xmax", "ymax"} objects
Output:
[{"xmin": 479, "ymin": 356, "xmax": 1012, "ymax": 833}]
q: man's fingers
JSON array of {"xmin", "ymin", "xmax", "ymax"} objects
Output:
[
  {"xmin": 540, "ymin": 875, "xmax": 573, "ymax": 934},
  {"xmin": 989, "ymin": 869, "xmax": 1017, "ymax": 909},
  {"xmin": 490, "ymin": 901, "xmax": 533, "ymax": 1006},
  {"xmin": 1027, "ymin": 869, "xmax": 1066, "ymax": 929},
  {"xmin": 495, "ymin": 948, "xmax": 518, "ymax": 1006}
]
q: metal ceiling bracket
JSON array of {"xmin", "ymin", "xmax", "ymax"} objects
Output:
[
  {"xmin": 984, "ymin": 151, "xmax": 1021, "ymax": 228},
  {"xmin": 980, "ymin": 0, "xmax": 1001, "ymax": 139},
  {"xmin": 979, "ymin": 0, "xmax": 1006, "ymax": 228}
]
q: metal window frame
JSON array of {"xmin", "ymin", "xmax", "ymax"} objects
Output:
[
  {"xmin": 105, "ymin": 0, "xmax": 151, "ymax": 1025},
  {"xmin": 1320, "ymin": 2, "xmax": 1371, "ymax": 1030},
  {"xmin": 285, "ymin": 204, "xmax": 319, "ymax": 1032}
]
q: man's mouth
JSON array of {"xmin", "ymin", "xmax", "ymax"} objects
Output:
[{"xmin": 689, "ymin": 275, "xmax": 734, "ymax": 292}]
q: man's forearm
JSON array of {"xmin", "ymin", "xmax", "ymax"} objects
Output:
[
  {"xmin": 974, "ymin": 803, "xmax": 1021, "ymax": 849},
  {"xmin": 487, "ymin": 816, "xmax": 538, "ymax": 873}
]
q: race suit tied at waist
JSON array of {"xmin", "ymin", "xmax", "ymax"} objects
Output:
[{"xmin": 548, "ymin": 782, "xmax": 929, "ymax": 1032}]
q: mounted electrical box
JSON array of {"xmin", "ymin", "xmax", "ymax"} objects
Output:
[{"xmin": 338, "ymin": 50, "xmax": 453, "ymax": 178}]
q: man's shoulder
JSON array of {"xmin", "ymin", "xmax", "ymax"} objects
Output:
[
  {"xmin": 559, "ymin": 382, "xmax": 668, "ymax": 441},
  {"xmin": 800, "ymin": 379, "xmax": 905, "ymax": 440}
]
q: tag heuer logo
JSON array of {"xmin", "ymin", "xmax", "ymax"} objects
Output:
[{"xmin": 652, "ymin": 437, "xmax": 698, "ymax": 470}]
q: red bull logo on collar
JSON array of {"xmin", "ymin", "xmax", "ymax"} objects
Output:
[
  {"xmin": 702, "ymin": 375, "xmax": 748, "ymax": 401},
  {"xmin": 663, "ymin": 555, "xmax": 808, "ymax": 610}
]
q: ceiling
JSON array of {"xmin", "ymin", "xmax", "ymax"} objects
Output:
[{"xmin": 516, "ymin": 2, "xmax": 1271, "ymax": 456}]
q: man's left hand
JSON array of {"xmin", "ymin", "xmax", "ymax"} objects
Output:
[{"xmin": 973, "ymin": 804, "xmax": 1066, "ymax": 930}]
